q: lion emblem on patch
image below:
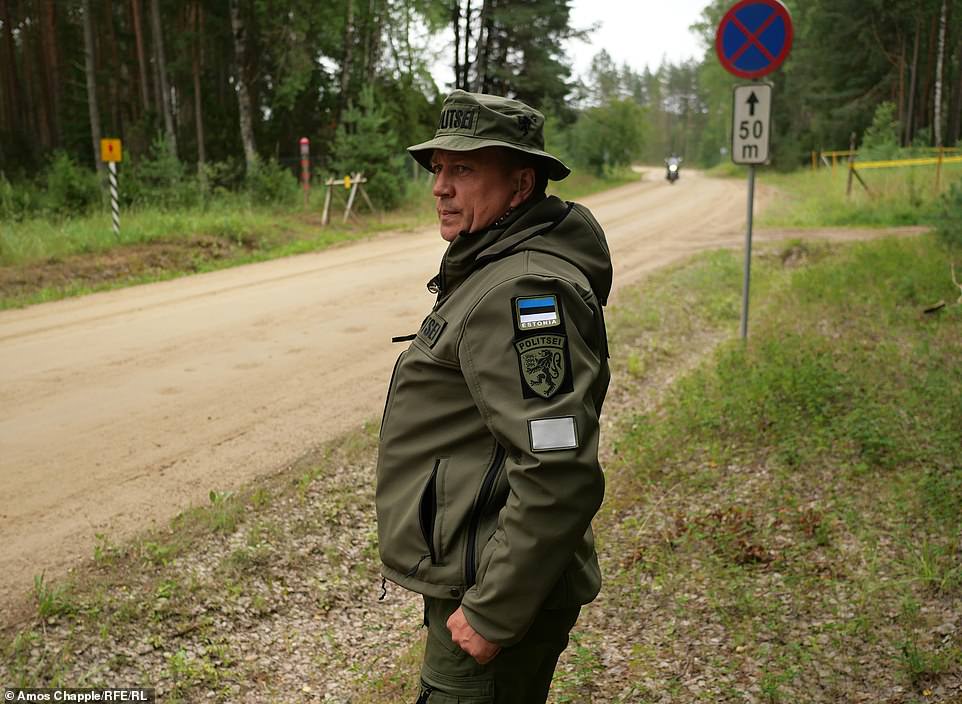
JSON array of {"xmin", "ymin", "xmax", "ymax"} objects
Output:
[{"xmin": 515, "ymin": 336, "xmax": 566, "ymax": 398}]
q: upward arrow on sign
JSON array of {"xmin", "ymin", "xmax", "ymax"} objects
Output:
[{"xmin": 747, "ymin": 91, "xmax": 759, "ymax": 116}]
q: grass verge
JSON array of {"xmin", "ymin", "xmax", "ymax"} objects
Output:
[
  {"xmin": 562, "ymin": 232, "xmax": 962, "ymax": 703},
  {"xmin": 758, "ymin": 163, "xmax": 962, "ymax": 229},
  {"xmin": 0, "ymin": 170, "xmax": 638, "ymax": 310}
]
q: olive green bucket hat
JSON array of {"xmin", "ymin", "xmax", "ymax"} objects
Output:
[{"xmin": 407, "ymin": 90, "xmax": 571, "ymax": 181}]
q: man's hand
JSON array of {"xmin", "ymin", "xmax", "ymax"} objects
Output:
[{"xmin": 446, "ymin": 607, "xmax": 501, "ymax": 665}]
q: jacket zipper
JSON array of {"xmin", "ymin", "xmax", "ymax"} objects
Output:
[
  {"xmin": 464, "ymin": 444, "xmax": 506, "ymax": 586},
  {"xmin": 378, "ymin": 352, "xmax": 405, "ymax": 437}
]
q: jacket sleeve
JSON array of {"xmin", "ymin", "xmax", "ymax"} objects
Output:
[{"xmin": 457, "ymin": 272, "xmax": 606, "ymax": 646}]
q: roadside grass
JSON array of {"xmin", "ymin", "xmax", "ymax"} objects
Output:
[
  {"xmin": 0, "ymin": 170, "xmax": 638, "ymax": 310},
  {"xmin": 4, "ymin": 231, "xmax": 959, "ymax": 702},
  {"xmin": 570, "ymin": 232, "xmax": 962, "ymax": 702},
  {"xmin": 0, "ymin": 186, "xmax": 434, "ymax": 268},
  {"xmin": 547, "ymin": 167, "xmax": 638, "ymax": 201},
  {"xmin": 758, "ymin": 163, "xmax": 962, "ymax": 229}
]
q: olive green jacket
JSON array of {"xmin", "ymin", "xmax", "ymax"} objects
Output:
[{"xmin": 375, "ymin": 194, "xmax": 612, "ymax": 646}]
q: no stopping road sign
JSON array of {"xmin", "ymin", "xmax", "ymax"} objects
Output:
[{"xmin": 716, "ymin": 0, "xmax": 793, "ymax": 79}]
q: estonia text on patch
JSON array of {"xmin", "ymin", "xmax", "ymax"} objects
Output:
[{"xmin": 516, "ymin": 295, "xmax": 560, "ymax": 330}]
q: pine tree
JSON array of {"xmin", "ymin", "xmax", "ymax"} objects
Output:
[{"xmin": 329, "ymin": 86, "xmax": 405, "ymax": 209}]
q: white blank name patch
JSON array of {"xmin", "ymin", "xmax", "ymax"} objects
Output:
[{"xmin": 528, "ymin": 416, "xmax": 579, "ymax": 452}]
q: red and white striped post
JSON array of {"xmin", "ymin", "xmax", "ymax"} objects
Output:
[{"xmin": 299, "ymin": 137, "xmax": 310, "ymax": 206}]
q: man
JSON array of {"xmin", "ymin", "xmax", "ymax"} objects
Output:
[{"xmin": 375, "ymin": 90, "xmax": 612, "ymax": 703}]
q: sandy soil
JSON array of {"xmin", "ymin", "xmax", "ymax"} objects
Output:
[{"xmin": 0, "ymin": 169, "xmax": 921, "ymax": 624}]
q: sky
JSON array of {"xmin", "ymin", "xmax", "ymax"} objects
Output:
[
  {"xmin": 566, "ymin": 0, "xmax": 712, "ymax": 80},
  {"xmin": 431, "ymin": 0, "xmax": 713, "ymax": 89}
]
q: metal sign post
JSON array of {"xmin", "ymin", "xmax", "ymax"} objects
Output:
[
  {"xmin": 731, "ymin": 83, "xmax": 771, "ymax": 339},
  {"xmin": 716, "ymin": 0, "xmax": 792, "ymax": 339},
  {"xmin": 100, "ymin": 138, "xmax": 122, "ymax": 239}
]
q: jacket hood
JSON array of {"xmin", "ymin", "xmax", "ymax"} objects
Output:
[{"xmin": 436, "ymin": 195, "xmax": 612, "ymax": 305}]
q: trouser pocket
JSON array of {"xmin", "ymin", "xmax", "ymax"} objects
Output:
[{"xmin": 417, "ymin": 677, "xmax": 494, "ymax": 703}]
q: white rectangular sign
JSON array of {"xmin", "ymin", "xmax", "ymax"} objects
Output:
[{"xmin": 731, "ymin": 84, "xmax": 772, "ymax": 165}]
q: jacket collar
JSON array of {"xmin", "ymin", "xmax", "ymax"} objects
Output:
[{"xmin": 432, "ymin": 195, "xmax": 556, "ymax": 299}]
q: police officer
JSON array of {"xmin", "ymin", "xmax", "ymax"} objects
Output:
[{"xmin": 375, "ymin": 90, "xmax": 612, "ymax": 703}]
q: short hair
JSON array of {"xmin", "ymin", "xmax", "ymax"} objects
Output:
[{"xmin": 498, "ymin": 148, "xmax": 547, "ymax": 199}]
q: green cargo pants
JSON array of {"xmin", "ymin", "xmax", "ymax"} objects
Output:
[{"xmin": 417, "ymin": 596, "xmax": 580, "ymax": 704}]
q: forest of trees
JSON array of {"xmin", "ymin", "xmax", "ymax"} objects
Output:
[{"xmin": 0, "ymin": 0, "xmax": 960, "ymax": 208}]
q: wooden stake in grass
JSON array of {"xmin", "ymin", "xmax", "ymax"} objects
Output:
[{"xmin": 952, "ymin": 262, "xmax": 962, "ymax": 304}]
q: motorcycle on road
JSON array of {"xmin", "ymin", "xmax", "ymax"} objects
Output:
[{"xmin": 665, "ymin": 156, "xmax": 682, "ymax": 184}]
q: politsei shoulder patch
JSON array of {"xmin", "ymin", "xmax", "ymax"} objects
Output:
[{"xmin": 515, "ymin": 333, "xmax": 568, "ymax": 399}]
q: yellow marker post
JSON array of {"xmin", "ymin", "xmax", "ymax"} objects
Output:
[
  {"xmin": 100, "ymin": 139, "xmax": 122, "ymax": 163},
  {"xmin": 100, "ymin": 139, "xmax": 123, "ymax": 238},
  {"xmin": 344, "ymin": 175, "xmax": 352, "ymax": 189}
]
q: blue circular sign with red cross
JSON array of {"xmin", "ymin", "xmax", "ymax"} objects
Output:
[{"xmin": 715, "ymin": 0, "xmax": 793, "ymax": 79}]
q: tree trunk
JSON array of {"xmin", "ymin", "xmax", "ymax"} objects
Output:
[
  {"xmin": 365, "ymin": 0, "xmax": 381, "ymax": 83},
  {"xmin": 949, "ymin": 35, "xmax": 962, "ymax": 146},
  {"xmin": 920, "ymin": 13, "xmax": 937, "ymax": 141},
  {"xmin": 104, "ymin": 0, "xmax": 122, "ymax": 136},
  {"xmin": 897, "ymin": 35, "xmax": 905, "ymax": 141},
  {"xmin": 22, "ymin": 5, "xmax": 52, "ymax": 151},
  {"xmin": 130, "ymin": 0, "xmax": 151, "ymax": 115},
  {"xmin": 229, "ymin": 0, "xmax": 258, "ymax": 170},
  {"xmin": 452, "ymin": 1, "xmax": 461, "ymax": 90},
  {"xmin": 933, "ymin": 0, "xmax": 947, "ymax": 146},
  {"xmin": 0, "ymin": 0, "xmax": 22, "ymax": 136},
  {"xmin": 39, "ymin": 0, "xmax": 60, "ymax": 146},
  {"xmin": 462, "ymin": 0, "xmax": 472, "ymax": 88},
  {"xmin": 478, "ymin": 0, "xmax": 494, "ymax": 92},
  {"xmin": 81, "ymin": 0, "xmax": 104, "ymax": 177},
  {"xmin": 905, "ymin": 18, "xmax": 920, "ymax": 144},
  {"xmin": 150, "ymin": 0, "xmax": 177, "ymax": 156},
  {"xmin": 338, "ymin": 0, "xmax": 355, "ymax": 124},
  {"xmin": 192, "ymin": 0, "xmax": 206, "ymax": 170}
]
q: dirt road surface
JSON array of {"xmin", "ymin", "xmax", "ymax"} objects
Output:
[{"xmin": 0, "ymin": 170, "xmax": 919, "ymax": 625}]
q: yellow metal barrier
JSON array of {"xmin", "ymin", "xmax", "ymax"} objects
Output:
[{"xmin": 856, "ymin": 155, "xmax": 962, "ymax": 169}]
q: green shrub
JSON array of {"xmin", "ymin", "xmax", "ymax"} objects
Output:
[
  {"xmin": 244, "ymin": 158, "xmax": 298, "ymax": 206},
  {"xmin": 859, "ymin": 102, "xmax": 900, "ymax": 161},
  {"xmin": 124, "ymin": 135, "xmax": 198, "ymax": 209},
  {"xmin": 0, "ymin": 173, "xmax": 41, "ymax": 221},
  {"xmin": 43, "ymin": 152, "xmax": 101, "ymax": 216},
  {"xmin": 199, "ymin": 158, "xmax": 245, "ymax": 197}
]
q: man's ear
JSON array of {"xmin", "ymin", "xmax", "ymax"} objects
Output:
[{"xmin": 510, "ymin": 167, "xmax": 536, "ymax": 207}]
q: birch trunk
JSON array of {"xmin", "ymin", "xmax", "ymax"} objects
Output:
[
  {"xmin": 934, "ymin": 0, "xmax": 947, "ymax": 146},
  {"xmin": 229, "ymin": 0, "xmax": 258, "ymax": 171}
]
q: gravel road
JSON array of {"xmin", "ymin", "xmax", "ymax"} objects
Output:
[{"xmin": 0, "ymin": 169, "xmax": 916, "ymax": 624}]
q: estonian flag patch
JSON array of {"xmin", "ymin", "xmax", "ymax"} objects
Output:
[{"xmin": 516, "ymin": 295, "xmax": 560, "ymax": 330}]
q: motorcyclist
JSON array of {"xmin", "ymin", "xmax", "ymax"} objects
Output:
[{"xmin": 665, "ymin": 154, "xmax": 682, "ymax": 183}]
